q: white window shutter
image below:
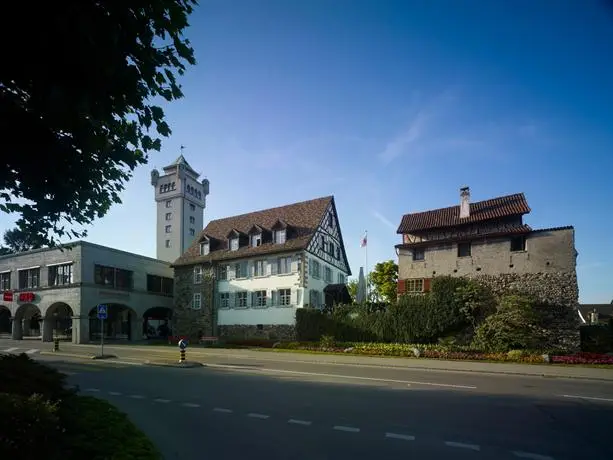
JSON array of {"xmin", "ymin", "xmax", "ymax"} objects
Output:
[
  {"xmin": 291, "ymin": 288, "xmax": 297, "ymax": 306},
  {"xmin": 270, "ymin": 259, "xmax": 278, "ymax": 275},
  {"xmin": 290, "ymin": 256, "xmax": 298, "ymax": 273},
  {"xmin": 271, "ymin": 290, "xmax": 278, "ymax": 306},
  {"xmin": 250, "ymin": 262, "xmax": 255, "ymax": 277},
  {"xmin": 251, "ymin": 292, "xmax": 255, "ymax": 307}
]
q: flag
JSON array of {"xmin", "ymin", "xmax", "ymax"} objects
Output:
[{"xmin": 360, "ymin": 231, "xmax": 367, "ymax": 248}]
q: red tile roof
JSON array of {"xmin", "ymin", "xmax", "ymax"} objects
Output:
[
  {"xmin": 397, "ymin": 193, "xmax": 531, "ymax": 234},
  {"xmin": 173, "ymin": 196, "xmax": 333, "ymax": 266}
]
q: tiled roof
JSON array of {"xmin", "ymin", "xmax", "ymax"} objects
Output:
[
  {"xmin": 397, "ymin": 193, "xmax": 531, "ymax": 233},
  {"xmin": 173, "ymin": 196, "xmax": 333, "ymax": 266}
]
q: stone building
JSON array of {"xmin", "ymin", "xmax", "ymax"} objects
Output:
[
  {"xmin": 171, "ymin": 196, "xmax": 351, "ymax": 340},
  {"xmin": 0, "ymin": 242, "xmax": 174, "ymax": 343}
]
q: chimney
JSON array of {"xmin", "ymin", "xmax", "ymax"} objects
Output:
[{"xmin": 459, "ymin": 186, "xmax": 470, "ymax": 219}]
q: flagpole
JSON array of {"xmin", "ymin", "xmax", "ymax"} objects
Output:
[{"xmin": 364, "ymin": 230, "xmax": 368, "ymax": 302}]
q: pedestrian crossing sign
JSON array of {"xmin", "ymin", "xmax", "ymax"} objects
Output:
[{"xmin": 97, "ymin": 304, "xmax": 108, "ymax": 319}]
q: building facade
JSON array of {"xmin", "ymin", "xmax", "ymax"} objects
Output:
[
  {"xmin": 172, "ymin": 196, "xmax": 351, "ymax": 339},
  {"xmin": 395, "ymin": 188, "xmax": 579, "ymax": 309},
  {"xmin": 0, "ymin": 242, "xmax": 174, "ymax": 344},
  {"xmin": 151, "ymin": 154, "xmax": 210, "ymax": 263}
]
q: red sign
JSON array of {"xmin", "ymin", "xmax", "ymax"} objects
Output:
[
  {"xmin": 18, "ymin": 292, "xmax": 35, "ymax": 303},
  {"xmin": 3, "ymin": 291, "xmax": 13, "ymax": 302}
]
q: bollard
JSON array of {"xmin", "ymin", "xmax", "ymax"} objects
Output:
[
  {"xmin": 179, "ymin": 349, "xmax": 186, "ymax": 363},
  {"xmin": 53, "ymin": 337, "xmax": 60, "ymax": 352}
]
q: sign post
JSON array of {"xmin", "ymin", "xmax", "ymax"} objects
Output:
[
  {"xmin": 97, "ymin": 305, "xmax": 108, "ymax": 357},
  {"xmin": 178, "ymin": 338, "xmax": 188, "ymax": 364}
]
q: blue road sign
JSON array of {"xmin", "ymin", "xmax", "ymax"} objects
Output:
[
  {"xmin": 178, "ymin": 338, "xmax": 188, "ymax": 350},
  {"xmin": 97, "ymin": 304, "xmax": 108, "ymax": 320}
]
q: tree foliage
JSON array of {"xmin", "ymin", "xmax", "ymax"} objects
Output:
[
  {"xmin": 0, "ymin": 0, "xmax": 198, "ymax": 247},
  {"xmin": 0, "ymin": 228, "xmax": 43, "ymax": 255},
  {"xmin": 369, "ymin": 260, "xmax": 398, "ymax": 303}
]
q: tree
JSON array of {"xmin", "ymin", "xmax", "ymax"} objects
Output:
[
  {"xmin": 0, "ymin": 228, "xmax": 43, "ymax": 255},
  {"xmin": 0, "ymin": 1, "xmax": 198, "ymax": 247},
  {"xmin": 346, "ymin": 279, "xmax": 358, "ymax": 303},
  {"xmin": 369, "ymin": 260, "xmax": 398, "ymax": 303}
]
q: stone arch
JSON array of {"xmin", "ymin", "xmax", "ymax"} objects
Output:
[
  {"xmin": 143, "ymin": 307, "xmax": 173, "ymax": 339},
  {"xmin": 0, "ymin": 305, "xmax": 11, "ymax": 336},
  {"xmin": 88, "ymin": 303, "xmax": 138, "ymax": 341},
  {"xmin": 14, "ymin": 303, "xmax": 42, "ymax": 339},
  {"xmin": 44, "ymin": 302, "xmax": 74, "ymax": 341}
]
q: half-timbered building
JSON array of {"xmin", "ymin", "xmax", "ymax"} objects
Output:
[{"xmin": 171, "ymin": 196, "xmax": 351, "ymax": 339}]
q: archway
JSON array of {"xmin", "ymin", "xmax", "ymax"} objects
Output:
[
  {"xmin": 88, "ymin": 304, "xmax": 137, "ymax": 341},
  {"xmin": 143, "ymin": 307, "xmax": 173, "ymax": 339},
  {"xmin": 45, "ymin": 302, "xmax": 74, "ymax": 341},
  {"xmin": 14, "ymin": 303, "xmax": 42, "ymax": 339},
  {"xmin": 0, "ymin": 305, "xmax": 11, "ymax": 336}
]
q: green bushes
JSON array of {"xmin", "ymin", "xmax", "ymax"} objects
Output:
[{"xmin": 0, "ymin": 354, "xmax": 161, "ymax": 460}]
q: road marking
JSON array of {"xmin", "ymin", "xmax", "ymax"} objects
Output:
[
  {"xmin": 385, "ymin": 432, "xmax": 415, "ymax": 441},
  {"xmin": 25, "ymin": 349, "xmax": 39, "ymax": 354},
  {"xmin": 333, "ymin": 425, "xmax": 360, "ymax": 433},
  {"xmin": 4, "ymin": 347, "xmax": 19, "ymax": 352},
  {"xmin": 85, "ymin": 388, "xmax": 100, "ymax": 392},
  {"xmin": 560, "ymin": 394, "xmax": 613, "ymax": 403},
  {"xmin": 288, "ymin": 419, "xmax": 312, "ymax": 426},
  {"xmin": 108, "ymin": 391, "xmax": 122, "ymax": 396},
  {"xmin": 130, "ymin": 395, "xmax": 145, "ymax": 399},
  {"xmin": 247, "ymin": 413, "xmax": 270, "ymax": 419},
  {"xmin": 182, "ymin": 402, "xmax": 200, "ymax": 408},
  {"xmin": 154, "ymin": 398, "xmax": 171, "ymax": 403},
  {"xmin": 213, "ymin": 407, "xmax": 233, "ymax": 413},
  {"xmin": 445, "ymin": 441, "xmax": 481, "ymax": 451},
  {"xmin": 512, "ymin": 451, "xmax": 554, "ymax": 460}
]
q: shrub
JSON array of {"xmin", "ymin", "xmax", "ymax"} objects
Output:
[{"xmin": 580, "ymin": 325, "xmax": 613, "ymax": 353}]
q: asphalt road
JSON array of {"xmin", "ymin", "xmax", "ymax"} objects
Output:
[{"xmin": 25, "ymin": 353, "xmax": 613, "ymax": 460}]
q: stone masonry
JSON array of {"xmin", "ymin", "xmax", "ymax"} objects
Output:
[
  {"xmin": 173, "ymin": 266, "xmax": 215, "ymax": 340},
  {"xmin": 217, "ymin": 324, "xmax": 296, "ymax": 340}
]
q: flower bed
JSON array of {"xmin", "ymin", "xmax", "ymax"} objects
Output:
[{"xmin": 550, "ymin": 352, "xmax": 613, "ymax": 365}]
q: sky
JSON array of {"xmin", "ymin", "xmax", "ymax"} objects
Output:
[{"xmin": 3, "ymin": 0, "xmax": 613, "ymax": 303}]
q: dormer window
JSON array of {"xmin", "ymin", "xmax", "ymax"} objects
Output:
[
  {"xmin": 274, "ymin": 229, "xmax": 286, "ymax": 244},
  {"xmin": 200, "ymin": 241, "xmax": 209, "ymax": 256},
  {"xmin": 230, "ymin": 238, "xmax": 239, "ymax": 251},
  {"xmin": 251, "ymin": 233, "xmax": 262, "ymax": 247}
]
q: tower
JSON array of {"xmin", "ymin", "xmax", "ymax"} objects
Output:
[{"xmin": 151, "ymin": 153, "xmax": 210, "ymax": 263}]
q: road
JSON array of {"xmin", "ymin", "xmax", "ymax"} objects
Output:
[{"xmin": 14, "ymin": 346, "xmax": 612, "ymax": 460}]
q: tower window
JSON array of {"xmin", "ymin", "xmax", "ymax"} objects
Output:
[
  {"xmin": 189, "ymin": 204, "xmax": 196, "ymax": 212},
  {"xmin": 165, "ymin": 200, "xmax": 172, "ymax": 208},
  {"xmin": 165, "ymin": 212, "xmax": 172, "ymax": 221},
  {"xmin": 165, "ymin": 225, "xmax": 171, "ymax": 233},
  {"xmin": 189, "ymin": 228, "xmax": 195, "ymax": 236},
  {"xmin": 165, "ymin": 240, "xmax": 171, "ymax": 248},
  {"xmin": 189, "ymin": 216, "xmax": 195, "ymax": 224}
]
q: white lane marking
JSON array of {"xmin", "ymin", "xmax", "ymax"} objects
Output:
[
  {"xmin": 25, "ymin": 349, "xmax": 39, "ymax": 354},
  {"xmin": 182, "ymin": 402, "xmax": 200, "ymax": 408},
  {"xmin": 512, "ymin": 451, "xmax": 554, "ymax": 460},
  {"xmin": 213, "ymin": 407, "xmax": 233, "ymax": 413},
  {"xmin": 154, "ymin": 398, "xmax": 171, "ymax": 403},
  {"xmin": 288, "ymin": 419, "xmax": 312, "ymax": 426},
  {"xmin": 85, "ymin": 388, "xmax": 100, "ymax": 392},
  {"xmin": 108, "ymin": 391, "xmax": 122, "ymax": 396},
  {"xmin": 207, "ymin": 365, "xmax": 477, "ymax": 389},
  {"xmin": 560, "ymin": 394, "xmax": 613, "ymax": 403},
  {"xmin": 4, "ymin": 347, "xmax": 19, "ymax": 352},
  {"xmin": 445, "ymin": 441, "xmax": 481, "ymax": 451},
  {"xmin": 385, "ymin": 432, "xmax": 415, "ymax": 441},
  {"xmin": 333, "ymin": 425, "xmax": 360, "ymax": 433},
  {"xmin": 130, "ymin": 394, "xmax": 145, "ymax": 399},
  {"xmin": 247, "ymin": 413, "xmax": 270, "ymax": 419}
]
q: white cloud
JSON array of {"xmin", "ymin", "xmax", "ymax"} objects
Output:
[
  {"xmin": 371, "ymin": 210, "xmax": 397, "ymax": 231},
  {"xmin": 378, "ymin": 110, "xmax": 429, "ymax": 165}
]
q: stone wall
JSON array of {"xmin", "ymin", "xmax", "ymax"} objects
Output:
[
  {"xmin": 217, "ymin": 324, "xmax": 296, "ymax": 340},
  {"xmin": 173, "ymin": 266, "xmax": 215, "ymax": 340},
  {"xmin": 472, "ymin": 272, "xmax": 580, "ymax": 350}
]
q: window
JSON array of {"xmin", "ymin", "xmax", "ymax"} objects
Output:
[
  {"xmin": 48, "ymin": 263, "xmax": 73, "ymax": 286},
  {"xmin": 337, "ymin": 273, "xmax": 345, "ymax": 284},
  {"xmin": 166, "ymin": 200, "xmax": 172, "ymax": 208},
  {"xmin": 277, "ymin": 256, "xmax": 292, "ymax": 274},
  {"xmin": 278, "ymin": 288, "xmax": 291, "ymax": 306},
  {"xmin": 218, "ymin": 265, "xmax": 228, "ymax": 280},
  {"xmin": 115, "ymin": 268, "xmax": 133, "ymax": 290},
  {"xmin": 165, "ymin": 225, "xmax": 172, "ymax": 233},
  {"xmin": 310, "ymin": 260, "xmax": 321, "ymax": 279},
  {"xmin": 230, "ymin": 238, "xmax": 239, "ymax": 251},
  {"xmin": 510, "ymin": 236, "xmax": 526, "ymax": 252},
  {"xmin": 234, "ymin": 262, "xmax": 247, "ymax": 278},
  {"xmin": 251, "ymin": 233, "xmax": 262, "ymax": 247},
  {"xmin": 457, "ymin": 242, "xmax": 471, "ymax": 257},
  {"xmin": 192, "ymin": 293, "xmax": 202, "ymax": 310},
  {"xmin": 309, "ymin": 289, "xmax": 321, "ymax": 308},
  {"xmin": 327, "ymin": 214, "xmax": 333, "ymax": 228},
  {"xmin": 254, "ymin": 290, "xmax": 267, "ymax": 307},
  {"xmin": 165, "ymin": 212, "xmax": 172, "ymax": 221},
  {"xmin": 0, "ymin": 272, "xmax": 10, "ymax": 290},
  {"xmin": 406, "ymin": 279, "xmax": 424, "ymax": 293},
  {"xmin": 189, "ymin": 216, "xmax": 195, "ymax": 224},
  {"xmin": 324, "ymin": 266, "xmax": 332, "ymax": 283},
  {"xmin": 328, "ymin": 242, "xmax": 335, "ymax": 256},
  {"xmin": 200, "ymin": 242, "xmax": 209, "ymax": 256},
  {"xmin": 18, "ymin": 268, "xmax": 40, "ymax": 289},
  {"xmin": 193, "ymin": 266, "xmax": 203, "ymax": 284},
  {"xmin": 219, "ymin": 292, "xmax": 229, "ymax": 309},
  {"xmin": 236, "ymin": 291, "xmax": 248, "ymax": 308},
  {"xmin": 336, "ymin": 247, "xmax": 340, "ymax": 260},
  {"xmin": 254, "ymin": 260, "xmax": 266, "ymax": 277},
  {"xmin": 94, "ymin": 265, "xmax": 133, "ymax": 290},
  {"xmin": 274, "ymin": 229, "xmax": 286, "ymax": 244},
  {"xmin": 165, "ymin": 239, "xmax": 171, "ymax": 248},
  {"xmin": 189, "ymin": 204, "xmax": 196, "ymax": 212},
  {"xmin": 146, "ymin": 275, "xmax": 174, "ymax": 295},
  {"xmin": 171, "ymin": 182, "xmax": 176, "ymax": 190},
  {"xmin": 189, "ymin": 228, "xmax": 195, "ymax": 236},
  {"xmin": 413, "ymin": 248, "xmax": 425, "ymax": 261}
]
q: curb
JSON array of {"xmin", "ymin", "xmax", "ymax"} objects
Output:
[
  {"xmin": 144, "ymin": 360, "xmax": 204, "ymax": 369},
  {"xmin": 40, "ymin": 351, "xmax": 97, "ymax": 359}
]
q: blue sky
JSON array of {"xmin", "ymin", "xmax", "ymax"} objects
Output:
[{"xmin": 3, "ymin": 1, "xmax": 613, "ymax": 302}]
